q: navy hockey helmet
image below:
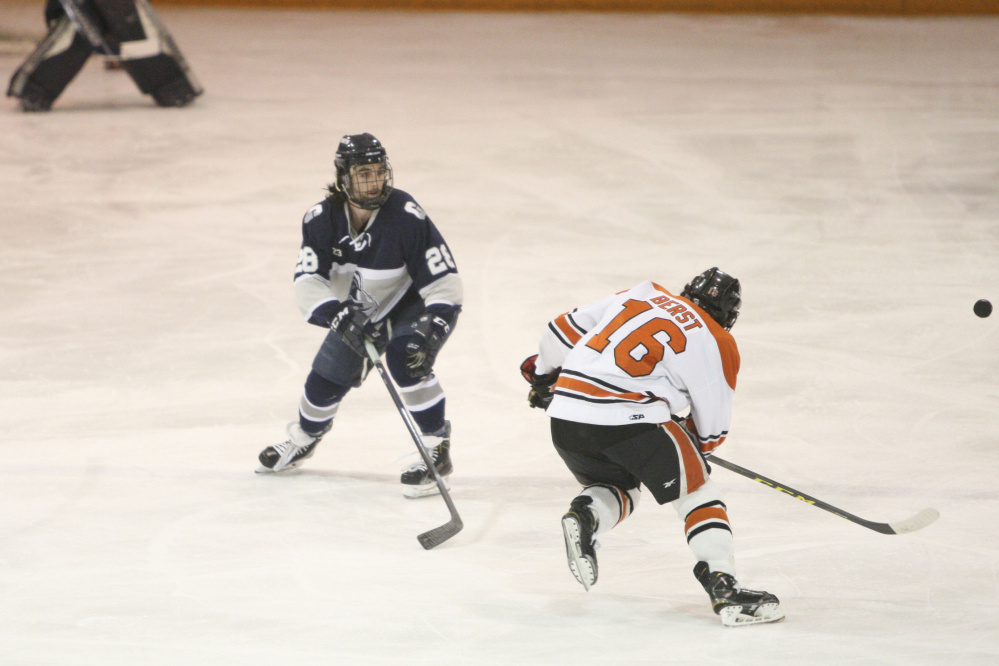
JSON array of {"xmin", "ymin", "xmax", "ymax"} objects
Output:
[
  {"xmin": 681, "ymin": 267, "xmax": 741, "ymax": 331},
  {"xmin": 334, "ymin": 133, "xmax": 394, "ymax": 210}
]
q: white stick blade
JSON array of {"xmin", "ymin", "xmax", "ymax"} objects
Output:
[{"xmin": 889, "ymin": 508, "xmax": 940, "ymax": 534}]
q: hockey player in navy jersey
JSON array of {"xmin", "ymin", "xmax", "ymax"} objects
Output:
[
  {"xmin": 521, "ymin": 269, "xmax": 783, "ymax": 626},
  {"xmin": 258, "ymin": 133, "xmax": 462, "ymax": 499}
]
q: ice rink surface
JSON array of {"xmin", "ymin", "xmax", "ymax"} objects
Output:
[{"xmin": 1, "ymin": 2, "xmax": 998, "ymax": 664}]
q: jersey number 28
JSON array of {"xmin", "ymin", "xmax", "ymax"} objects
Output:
[{"xmin": 426, "ymin": 245, "xmax": 456, "ymax": 276}]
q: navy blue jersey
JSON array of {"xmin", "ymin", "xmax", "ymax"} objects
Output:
[{"xmin": 294, "ymin": 188, "xmax": 462, "ymax": 327}]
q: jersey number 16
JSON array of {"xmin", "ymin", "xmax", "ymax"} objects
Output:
[{"xmin": 585, "ymin": 299, "xmax": 688, "ymax": 377}]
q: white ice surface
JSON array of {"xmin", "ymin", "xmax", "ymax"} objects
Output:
[{"xmin": 1, "ymin": 4, "xmax": 998, "ymax": 664}]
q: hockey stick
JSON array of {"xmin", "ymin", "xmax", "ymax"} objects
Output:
[
  {"xmin": 363, "ymin": 338, "xmax": 463, "ymax": 549},
  {"xmin": 709, "ymin": 455, "xmax": 939, "ymax": 535}
]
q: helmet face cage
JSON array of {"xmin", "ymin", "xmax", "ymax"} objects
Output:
[
  {"xmin": 341, "ymin": 160, "xmax": 393, "ymax": 210},
  {"xmin": 681, "ymin": 267, "xmax": 741, "ymax": 331},
  {"xmin": 334, "ymin": 133, "xmax": 394, "ymax": 210}
]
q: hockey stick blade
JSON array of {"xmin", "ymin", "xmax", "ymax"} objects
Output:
[
  {"xmin": 709, "ymin": 455, "xmax": 939, "ymax": 535},
  {"xmin": 887, "ymin": 507, "xmax": 940, "ymax": 535},
  {"xmin": 418, "ymin": 516, "xmax": 464, "ymax": 550},
  {"xmin": 363, "ymin": 339, "xmax": 463, "ymax": 549}
]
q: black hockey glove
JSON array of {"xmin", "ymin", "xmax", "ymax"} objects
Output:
[
  {"xmin": 404, "ymin": 307, "xmax": 459, "ymax": 378},
  {"xmin": 331, "ymin": 301, "xmax": 382, "ymax": 356},
  {"xmin": 520, "ymin": 355, "xmax": 560, "ymax": 410}
]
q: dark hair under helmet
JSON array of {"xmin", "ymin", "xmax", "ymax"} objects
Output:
[{"xmin": 333, "ymin": 133, "xmax": 393, "ymax": 209}]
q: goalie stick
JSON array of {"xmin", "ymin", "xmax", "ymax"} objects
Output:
[
  {"xmin": 363, "ymin": 338, "xmax": 463, "ymax": 549},
  {"xmin": 56, "ymin": 0, "xmax": 116, "ymax": 56},
  {"xmin": 709, "ymin": 455, "xmax": 939, "ymax": 535}
]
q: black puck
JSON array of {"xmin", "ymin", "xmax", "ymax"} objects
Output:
[{"xmin": 974, "ymin": 299, "xmax": 992, "ymax": 318}]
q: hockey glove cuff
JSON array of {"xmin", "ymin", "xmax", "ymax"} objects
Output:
[
  {"xmin": 520, "ymin": 355, "xmax": 560, "ymax": 409},
  {"xmin": 331, "ymin": 301, "xmax": 383, "ymax": 356},
  {"xmin": 404, "ymin": 306, "xmax": 459, "ymax": 378},
  {"xmin": 310, "ymin": 300, "xmax": 343, "ymax": 328}
]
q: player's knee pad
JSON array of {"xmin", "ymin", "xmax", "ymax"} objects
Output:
[
  {"xmin": 299, "ymin": 371, "xmax": 349, "ymax": 432},
  {"xmin": 581, "ymin": 484, "xmax": 641, "ymax": 534},
  {"xmin": 383, "ymin": 337, "xmax": 447, "ymax": 433},
  {"xmin": 304, "ymin": 371, "xmax": 350, "ymax": 405},
  {"xmin": 384, "ymin": 337, "xmax": 419, "ymax": 387}
]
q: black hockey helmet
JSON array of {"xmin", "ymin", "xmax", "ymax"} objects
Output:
[
  {"xmin": 681, "ymin": 267, "xmax": 741, "ymax": 331},
  {"xmin": 334, "ymin": 133, "xmax": 393, "ymax": 210}
]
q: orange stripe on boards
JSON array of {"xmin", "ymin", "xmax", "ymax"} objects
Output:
[
  {"xmin": 685, "ymin": 506, "xmax": 729, "ymax": 533},
  {"xmin": 554, "ymin": 376, "xmax": 650, "ymax": 403},
  {"xmin": 664, "ymin": 421, "xmax": 707, "ymax": 492},
  {"xmin": 554, "ymin": 314, "xmax": 582, "ymax": 345}
]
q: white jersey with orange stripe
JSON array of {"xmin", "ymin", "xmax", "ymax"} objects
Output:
[{"xmin": 536, "ymin": 281, "xmax": 740, "ymax": 451}]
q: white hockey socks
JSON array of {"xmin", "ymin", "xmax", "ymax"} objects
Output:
[
  {"xmin": 673, "ymin": 479, "xmax": 735, "ymax": 576},
  {"xmin": 579, "ymin": 484, "xmax": 641, "ymax": 535}
]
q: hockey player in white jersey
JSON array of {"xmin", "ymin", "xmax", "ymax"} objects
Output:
[
  {"xmin": 257, "ymin": 133, "xmax": 462, "ymax": 498},
  {"xmin": 521, "ymin": 268, "xmax": 783, "ymax": 626}
]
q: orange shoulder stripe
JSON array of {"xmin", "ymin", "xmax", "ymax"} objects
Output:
[
  {"xmin": 673, "ymin": 296, "xmax": 740, "ymax": 390},
  {"xmin": 553, "ymin": 313, "xmax": 582, "ymax": 345},
  {"xmin": 651, "ymin": 282, "xmax": 674, "ymax": 297},
  {"xmin": 651, "ymin": 284, "xmax": 738, "ymax": 390}
]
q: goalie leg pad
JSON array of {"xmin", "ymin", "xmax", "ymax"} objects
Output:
[
  {"xmin": 90, "ymin": 0, "xmax": 203, "ymax": 105},
  {"xmin": 7, "ymin": 16, "xmax": 93, "ymax": 111},
  {"xmin": 123, "ymin": 56, "xmax": 201, "ymax": 106}
]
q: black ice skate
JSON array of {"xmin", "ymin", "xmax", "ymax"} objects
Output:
[
  {"xmin": 561, "ymin": 496, "xmax": 599, "ymax": 591},
  {"xmin": 400, "ymin": 421, "xmax": 452, "ymax": 498},
  {"xmin": 256, "ymin": 422, "xmax": 329, "ymax": 473},
  {"xmin": 694, "ymin": 561, "xmax": 784, "ymax": 627}
]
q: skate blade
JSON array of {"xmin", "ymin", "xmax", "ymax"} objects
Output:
[
  {"xmin": 719, "ymin": 603, "xmax": 785, "ymax": 627},
  {"xmin": 254, "ymin": 460, "xmax": 302, "ymax": 474},
  {"xmin": 561, "ymin": 516, "xmax": 596, "ymax": 591},
  {"xmin": 402, "ymin": 476, "xmax": 450, "ymax": 499}
]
